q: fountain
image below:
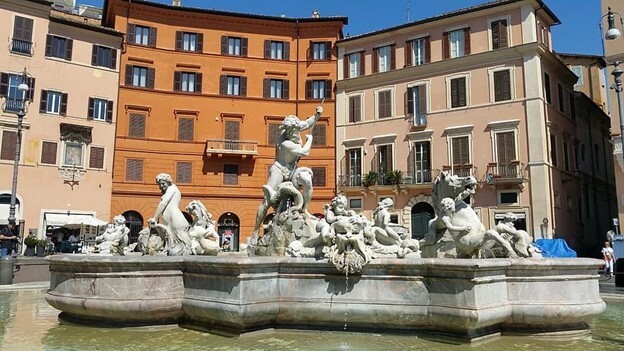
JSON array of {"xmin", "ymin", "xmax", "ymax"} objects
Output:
[{"xmin": 45, "ymin": 106, "xmax": 605, "ymax": 342}]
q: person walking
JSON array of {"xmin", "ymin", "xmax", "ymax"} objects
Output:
[
  {"xmin": 0, "ymin": 224, "xmax": 17, "ymax": 257},
  {"xmin": 602, "ymin": 241, "xmax": 616, "ymax": 277}
]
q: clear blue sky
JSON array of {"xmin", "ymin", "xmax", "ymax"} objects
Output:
[{"xmin": 79, "ymin": 0, "xmax": 603, "ymax": 56}]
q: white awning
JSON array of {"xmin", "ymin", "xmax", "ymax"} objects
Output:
[{"xmin": 45, "ymin": 213, "xmax": 73, "ymax": 227}]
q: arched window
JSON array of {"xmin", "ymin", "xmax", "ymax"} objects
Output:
[
  {"xmin": 122, "ymin": 210, "xmax": 143, "ymax": 243},
  {"xmin": 217, "ymin": 212, "xmax": 240, "ymax": 252}
]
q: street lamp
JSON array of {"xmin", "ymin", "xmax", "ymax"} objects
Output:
[{"xmin": 7, "ymin": 68, "xmax": 30, "ymax": 228}]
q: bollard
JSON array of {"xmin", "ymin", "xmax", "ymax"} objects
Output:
[{"xmin": 0, "ymin": 255, "xmax": 16, "ymax": 285}]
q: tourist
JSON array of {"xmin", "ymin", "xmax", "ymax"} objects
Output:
[
  {"xmin": 68, "ymin": 233, "xmax": 80, "ymax": 253},
  {"xmin": 602, "ymin": 241, "xmax": 616, "ymax": 276},
  {"xmin": 0, "ymin": 224, "xmax": 17, "ymax": 257}
]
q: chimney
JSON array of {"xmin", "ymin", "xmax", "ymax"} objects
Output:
[{"xmin": 172, "ymin": 0, "xmax": 181, "ymax": 6}]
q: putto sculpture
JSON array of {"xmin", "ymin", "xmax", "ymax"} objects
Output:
[{"xmin": 92, "ymin": 215, "xmax": 130, "ymax": 255}]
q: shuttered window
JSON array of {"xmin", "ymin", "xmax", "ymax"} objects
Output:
[
  {"xmin": 175, "ymin": 31, "xmax": 203, "ymax": 52},
  {"xmin": 40, "ymin": 141, "xmax": 58, "ymax": 165},
  {"xmin": 311, "ymin": 167, "xmax": 326, "ymax": 187},
  {"xmin": 493, "ymin": 70, "xmax": 511, "ymax": 102},
  {"xmin": 378, "ymin": 90, "xmax": 392, "ymax": 118},
  {"xmin": 451, "ymin": 136, "xmax": 470, "ymax": 165},
  {"xmin": 348, "ymin": 95, "xmax": 361, "ymax": 123},
  {"xmin": 450, "ymin": 77, "xmax": 467, "ymax": 108},
  {"xmin": 312, "ymin": 124, "xmax": 326, "ymax": 147},
  {"xmin": 491, "ymin": 19, "xmax": 508, "ymax": 49},
  {"xmin": 377, "ymin": 144, "xmax": 393, "ymax": 174},
  {"xmin": 223, "ymin": 164, "xmax": 238, "ymax": 185},
  {"xmin": 178, "ymin": 118, "xmax": 194, "ymax": 141},
  {"xmin": 89, "ymin": 146, "xmax": 105, "ymax": 169},
  {"xmin": 557, "ymin": 83, "xmax": 565, "ymax": 112},
  {"xmin": 407, "ymin": 85, "xmax": 427, "ymax": 115},
  {"xmin": 221, "ymin": 36, "xmax": 248, "ymax": 56},
  {"xmin": 268, "ymin": 123, "xmax": 280, "ymax": 145},
  {"xmin": 225, "ymin": 120, "xmax": 240, "ymax": 150},
  {"xmin": 544, "ymin": 73, "xmax": 552, "ymax": 104},
  {"xmin": 125, "ymin": 159, "xmax": 143, "ymax": 182},
  {"xmin": 496, "ymin": 132, "xmax": 516, "ymax": 165},
  {"xmin": 129, "ymin": 113, "xmax": 146, "ymax": 138},
  {"xmin": 11, "ymin": 16, "xmax": 33, "ymax": 55},
  {"xmin": 0, "ymin": 131, "xmax": 17, "ymax": 161},
  {"xmin": 46, "ymin": 35, "xmax": 73, "ymax": 60},
  {"xmin": 91, "ymin": 45, "xmax": 117, "ymax": 69},
  {"xmin": 176, "ymin": 162, "xmax": 192, "ymax": 184}
]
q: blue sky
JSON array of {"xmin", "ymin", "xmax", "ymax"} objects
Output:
[{"xmin": 79, "ymin": 0, "xmax": 603, "ymax": 56}]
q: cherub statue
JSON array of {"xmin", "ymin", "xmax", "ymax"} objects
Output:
[
  {"xmin": 93, "ymin": 215, "xmax": 130, "ymax": 255},
  {"xmin": 186, "ymin": 200, "xmax": 220, "ymax": 256}
]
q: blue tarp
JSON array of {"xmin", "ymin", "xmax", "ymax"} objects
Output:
[{"xmin": 534, "ymin": 238, "xmax": 577, "ymax": 258}]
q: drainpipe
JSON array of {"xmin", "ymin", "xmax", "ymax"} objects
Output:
[{"xmin": 295, "ymin": 19, "xmax": 300, "ymax": 116}]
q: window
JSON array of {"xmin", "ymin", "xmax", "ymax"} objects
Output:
[
  {"xmin": 305, "ymin": 80, "xmax": 331, "ymax": 100},
  {"xmin": 88, "ymin": 98, "xmax": 113, "ymax": 122},
  {"xmin": 46, "ymin": 35, "xmax": 72, "ymax": 60},
  {"xmin": 221, "ymin": 76, "xmax": 247, "ymax": 96},
  {"xmin": 174, "ymin": 72, "xmax": 202, "ymax": 93},
  {"xmin": 176, "ymin": 162, "xmax": 192, "ymax": 184},
  {"xmin": 129, "ymin": 113, "xmax": 146, "ymax": 138},
  {"xmin": 550, "ymin": 133, "xmax": 557, "ymax": 166},
  {"xmin": 544, "ymin": 73, "xmax": 551, "ymax": 104},
  {"xmin": 224, "ymin": 120, "xmax": 240, "ymax": 149},
  {"xmin": 221, "ymin": 36, "xmax": 247, "ymax": 56},
  {"xmin": 178, "ymin": 117, "xmax": 194, "ymax": 141},
  {"xmin": 176, "ymin": 31, "xmax": 202, "ymax": 52},
  {"xmin": 125, "ymin": 65, "xmax": 155, "ymax": 89},
  {"xmin": 374, "ymin": 45, "xmax": 394, "ymax": 73},
  {"xmin": 126, "ymin": 159, "xmax": 144, "ymax": 182},
  {"xmin": 493, "ymin": 70, "xmax": 512, "ymax": 102},
  {"xmin": 563, "ymin": 139, "xmax": 570, "ymax": 171},
  {"xmin": 1, "ymin": 131, "xmax": 17, "ymax": 161},
  {"xmin": 11, "ymin": 16, "xmax": 33, "ymax": 55},
  {"xmin": 348, "ymin": 95, "xmax": 361, "ymax": 123},
  {"xmin": 223, "ymin": 164, "xmax": 238, "ymax": 185},
  {"xmin": 346, "ymin": 52, "xmax": 363, "ymax": 78},
  {"xmin": 263, "ymin": 79, "xmax": 288, "ymax": 99},
  {"xmin": 89, "ymin": 146, "xmax": 105, "ymax": 169},
  {"xmin": 312, "ymin": 41, "xmax": 331, "ymax": 60},
  {"xmin": 40, "ymin": 141, "xmax": 57, "ymax": 165},
  {"xmin": 557, "ymin": 83, "xmax": 565, "ymax": 112},
  {"xmin": 450, "ymin": 76, "xmax": 467, "ymax": 108},
  {"xmin": 570, "ymin": 66, "xmax": 583, "ymax": 87},
  {"xmin": 63, "ymin": 142, "xmax": 84, "ymax": 168},
  {"xmin": 412, "ymin": 141, "xmax": 431, "ymax": 183},
  {"xmin": 498, "ymin": 191, "xmax": 519, "ymax": 205},
  {"xmin": 377, "ymin": 90, "xmax": 392, "ymax": 119},
  {"xmin": 444, "ymin": 28, "xmax": 470, "ymax": 59},
  {"xmin": 312, "ymin": 124, "xmax": 326, "ymax": 147},
  {"xmin": 40, "ymin": 90, "xmax": 67, "ymax": 115},
  {"xmin": 451, "ymin": 136, "xmax": 470, "ymax": 167},
  {"xmin": 407, "ymin": 85, "xmax": 427, "ymax": 119},
  {"xmin": 0, "ymin": 73, "xmax": 35, "ymax": 113},
  {"xmin": 495, "ymin": 131, "xmax": 516, "ymax": 169},
  {"xmin": 311, "ymin": 167, "xmax": 326, "ymax": 187},
  {"xmin": 349, "ymin": 198, "xmax": 362, "ymax": 209},
  {"xmin": 490, "ymin": 19, "xmax": 508, "ymax": 49},
  {"xmin": 377, "ymin": 144, "xmax": 394, "ymax": 177},
  {"xmin": 91, "ymin": 45, "xmax": 117, "ymax": 69},
  {"xmin": 127, "ymin": 24, "xmax": 156, "ymax": 46},
  {"xmin": 268, "ymin": 123, "xmax": 280, "ymax": 146},
  {"xmin": 346, "ymin": 148, "xmax": 362, "ymax": 186},
  {"xmin": 265, "ymin": 40, "xmax": 288, "ymax": 60},
  {"xmin": 569, "ymin": 92, "xmax": 576, "ymax": 120},
  {"xmin": 406, "ymin": 37, "xmax": 429, "ymax": 66}
]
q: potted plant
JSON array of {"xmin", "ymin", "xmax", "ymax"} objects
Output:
[
  {"xmin": 36, "ymin": 239, "xmax": 47, "ymax": 257},
  {"xmin": 362, "ymin": 171, "xmax": 378, "ymax": 187},
  {"xmin": 24, "ymin": 236, "xmax": 38, "ymax": 256},
  {"xmin": 388, "ymin": 170, "xmax": 403, "ymax": 185}
]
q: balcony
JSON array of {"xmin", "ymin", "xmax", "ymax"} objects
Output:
[
  {"xmin": 443, "ymin": 164, "xmax": 474, "ymax": 177},
  {"xmin": 338, "ymin": 174, "xmax": 362, "ymax": 187},
  {"xmin": 2, "ymin": 98, "xmax": 24, "ymax": 113},
  {"xmin": 338, "ymin": 169, "xmax": 436, "ymax": 193},
  {"xmin": 410, "ymin": 113, "xmax": 427, "ymax": 128},
  {"xmin": 485, "ymin": 161, "xmax": 525, "ymax": 187},
  {"xmin": 402, "ymin": 169, "xmax": 434, "ymax": 184},
  {"xmin": 10, "ymin": 38, "xmax": 33, "ymax": 56},
  {"xmin": 205, "ymin": 139, "xmax": 258, "ymax": 157}
]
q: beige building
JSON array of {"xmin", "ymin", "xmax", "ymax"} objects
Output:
[
  {"xmin": 601, "ymin": 0, "xmax": 624, "ymax": 233},
  {"xmin": 335, "ymin": 0, "xmax": 584, "ymax": 249},
  {"xmin": 0, "ymin": 0, "xmax": 122, "ymax": 241}
]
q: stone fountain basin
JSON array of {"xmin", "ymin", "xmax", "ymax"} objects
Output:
[{"xmin": 45, "ymin": 255, "xmax": 605, "ymax": 341}]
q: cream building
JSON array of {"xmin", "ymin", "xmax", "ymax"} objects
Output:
[
  {"xmin": 335, "ymin": 0, "xmax": 584, "ymax": 250},
  {"xmin": 0, "ymin": 0, "xmax": 122, "ymax": 242}
]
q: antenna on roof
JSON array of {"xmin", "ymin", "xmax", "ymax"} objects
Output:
[{"xmin": 406, "ymin": 0, "xmax": 411, "ymax": 23}]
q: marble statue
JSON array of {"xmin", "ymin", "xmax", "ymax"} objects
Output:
[
  {"xmin": 491, "ymin": 212, "xmax": 533, "ymax": 257},
  {"xmin": 370, "ymin": 198, "xmax": 403, "ymax": 246},
  {"xmin": 186, "ymin": 199, "xmax": 220, "ymax": 256},
  {"xmin": 92, "ymin": 215, "xmax": 130, "ymax": 255}
]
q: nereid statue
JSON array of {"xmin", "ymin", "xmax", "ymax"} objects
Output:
[{"xmin": 92, "ymin": 215, "xmax": 130, "ymax": 255}]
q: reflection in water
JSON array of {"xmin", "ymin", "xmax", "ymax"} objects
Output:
[{"xmin": 0, "ymin": 290, "xmax": 623, "ymax": 351}]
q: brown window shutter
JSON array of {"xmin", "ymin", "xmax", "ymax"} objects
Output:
[
  {"xmin": 220, "ymin": 75, "xmax": 227, "ymax": 95},
  {"xmin": 129, "ymin": 113, "xmax": 146, "ymax": 138},
  {"xmin": 240, "ymin": 76, "xmax": 247, "ymax": 96},
  {"xmin": 126, "ymin": 24, "xmax": 135, "ymax": 44},
  {"xmin": 497, "ymin": 132, "xmax": 516, "ymax": 165},
  {"xmin": 491, "ymin": 21, "xmax": 500, "ymax": 49},
  {"xmin": 283, "ymin": 80, "xmax": 289, "ymax": 100},
  {"xmin": 91, "ymin": 45, "xmax": 98, "ymax": 65},
  {"xmin": 148, "ymin": 27, "xmax": 157, "ymax": 47},
  {"xmin": 442, "ymin": 32, "xmax": 450, "ymax": 59},
  {"xmin": 175, "ymin": 31, "xmax": 183, "ymax": 50},
  {"xmin": 27, "ymin": 77, "xmax": 35, "ymax": 101},
  {"xmin": 359, "ymin": 52, "xmax": 365, "ymax": 76},
  {"xmin": 494, "ymin": 70, "xmax": 511, "ymax": 101},
  {"xmin": 372, "ymin": 48, "xmax": 379, "ymax": 73},
  {"xmin": 424, "ymin": 36, "xmax": 431, "ymax": 63},
  {"xmin": 452, "ymin": 138, "xmax": 461, "ymax": 165},
  {"xmin": 463, "ymin": 27, "xmax": 471, "ymax": 55},
  {"xmin": 283, "ymin": 41, "xmax": 290, "ymax": 60},
  {"xmin": 196, "ymin": 33, "xmax": 203, "ymax": 52},
  {"xmin": 14, "ymin": 16, "xmax": 33, "ymax": 42},
  {"xmin": 106, "ymin": 100, "xmax": 113, "ymax": 122},
  {"xmin": 458, "ymin": 77, "xmax": 466, "ymax": 106},
  {"xmin": 39, "ymin": 90, "xmax": 48, "ymax": 113},
  {"xmin": 225, "ymin": 120, "xmax": 240, "ymax": 140},
  {"xmin": 344, "ymin": 54, "xmax": 350, "ymax": 79},
  {"xmin": 268, "ymin": 123, "xmax": 280, "ymax": 145},
  {"xmin": 45, "ymin": 34, "xmax": 52, "ymax": 56},
  {"xmin": 176, "ymin": 162, "xmax": 192, "ymax": 183},
  {"xmin": 40, "ymin": 141, "xmax": 57, "ymax": 165},
  {"xmin": 405, "ymin": 40, "xmax": 412, "ymax": 67},
  {"xmin": 312, "ymin": 124, "xmax": 326, "ymax": 146},
  {"xmin": 241, "ymin": 37, "xmax": 248, "ymax": 56},
  {"xmin": 0, "ymin": 73, "xmax": 8, "ymax": 96},
  {"xmin": 418, "ymin": 85, "xmax": 427, "ymax": 113},
  {"xmin": 325, "ymin": 41, "xmax": 332, "ymax": 59},
  {"xmin": 499, "ymin": 21, "xmax": 508, "ymax": 48},
  {"xmin": 87, "ymin": 97, "xmax": 94, "ymax": 119},
  {"xmin": 263, "ymin": 78, "xmax": 270, "ymax": 98},
  {"xmin": 89, "ymin": 146, "xmax": 105, "ymax": 169},
  {"xmin": 264, "ymin": 40, "xmax": 271, "ymax": 59},
  {"xmin": 195, "ymin": 73, "xmax": 202, "ymax": 93},
  {"xmin": 390, "ymin": 45, "xmax": 396, "ymax": 70},
  {"xmin": 147, "ymin": 68, "xmax": 155, "ymax": 89},
  {"xmin": 354, "ymin": 95, "xmax": 361, "ymax": 122},
  {"xmin": 178, "ymin": 117, "xmax": 194, "ymax": 141},
  {"xmin": 125, "ymin": 65, "xmax": 133, "ymax": 85},
  {"xmin": 1, "ymin": 131, "xmax": 17, "ymax": 161},
  {"xmin": 406, "ymin": 87, "xmax": 414, "ymax": 115},
  {"xmin": 173, "ymin": 71, "xmax": 181, "ymax": 91},
  {"xmin": 221, "ymin": 36, "xmax": 228, "ymax": 54},
  {"xmin": 126, "ymin": 159, "xmax": 143, "ymax": 182},
  {"xmin": 110, "ymin": 48, "xmax": 117, "ymax": 69},
  {"xmin": 305, "ymin": 80, "xmax": 312, "ymax": 99},
  {"xmin": 311, "ymin": 167, "xmax": 326, "ymax": 187},
  {"xmin": 60, "ymin": 93, "xmax": 68, "ymax": 116},
  {"xmin": 324, "ymin": 80, "xmax": 332, "ymax": 99}
]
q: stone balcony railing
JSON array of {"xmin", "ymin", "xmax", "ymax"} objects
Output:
[{"xmin": 205, "ymin": 139, "xmax": 258, "ymax": 157}]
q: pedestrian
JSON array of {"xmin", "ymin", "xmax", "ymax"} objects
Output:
[
  {"xmin": 602, "ymin": 241, "xmax": 616, "ymax": 277},
  {"xmin": 0, "ymin": 224, "xmax": 17, "ymax": 257}
]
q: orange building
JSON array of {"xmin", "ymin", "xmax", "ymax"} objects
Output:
[{"xmin": 102, "ymin": 0, "xmax": 346, "ymax": 250}]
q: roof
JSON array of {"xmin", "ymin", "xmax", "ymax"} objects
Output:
[
  {"xmin": 102, "ymin": 0, "xmax": 348, "ymax": 27},
  {"xmin": 556, "ymin": 52, "xmax": 607, "ymax": 67},
  {"xmin": 50, "ymin": 10, "xmax": 124, "ymax": 37},
  {"xmin": 338, "ymin": 0, "xmax": 559, "ymax": 44}
]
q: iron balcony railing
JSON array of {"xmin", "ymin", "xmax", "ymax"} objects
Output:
[
  {"xmin": 205, "ymin": 139, "xmax": 258, "ymax": 155},
  {"xmin": 442, "ymin": 164, "xmax": 474, "ymax": 178},
  {"xmin": 485, "ymin": 162, "xmax": 523, "ymax": 181},
  {"xmin": 338, "ymin": 174, "xmax": 362, "ymax": 187},
  {"xmin": 338, "ymin": 169, "xmax": 435, "ymax": 187},
  {"xmin": 403, "ymin": 169, "xmax": 434, "ymax": 184},
  {"xmin": 10, "ymin": 38, "xmax": 33, "ymax": 56},
  {"xmin": 2, "ymin": 98, "xmax": 23, "ymax": 113}
]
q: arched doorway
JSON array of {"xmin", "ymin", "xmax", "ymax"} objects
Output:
[
  {"xmin": 217, "ymin": 212, "xmax": 240, "ymax": 252},
  {"xmin": 411, "ymin": 202, "xmax": 434, "ymax": 240},
  {"xmin": 122, "ymin": 210, "xmax": 144, "ymax": 244}
]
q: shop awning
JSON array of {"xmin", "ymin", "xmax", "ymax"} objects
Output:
[{"xmin": 45, "ymin": 213, "xmax": 73, "ymax": 227}]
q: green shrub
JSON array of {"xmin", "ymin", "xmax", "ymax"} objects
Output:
[{"xmin": 24, "ymin": 236, "xmax": 39, "ymax": 247}]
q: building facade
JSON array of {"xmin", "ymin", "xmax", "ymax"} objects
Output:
[
  {"xmin": 0, "ymin": 0, "xmax": 121, "ymax": 241},
  {"xmin": 335, "ymin": 0, "xmax": 585, "ymax": 249},
  {"xmin": 102, "ymin": 0, "xmax": 346, "ymax": 250}
]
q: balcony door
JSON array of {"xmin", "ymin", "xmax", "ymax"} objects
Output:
[
  {"xmin": 346, "ymin": 148, "xmax": 362, "ymax": 186},
  {"xmin": 412, "ymin": 141, "xmax": 431, "ymax": 183}
]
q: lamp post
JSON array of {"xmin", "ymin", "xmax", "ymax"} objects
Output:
[{"xmin": 7, "ymin": 68, "xmax": 30, "ymax": 228}]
